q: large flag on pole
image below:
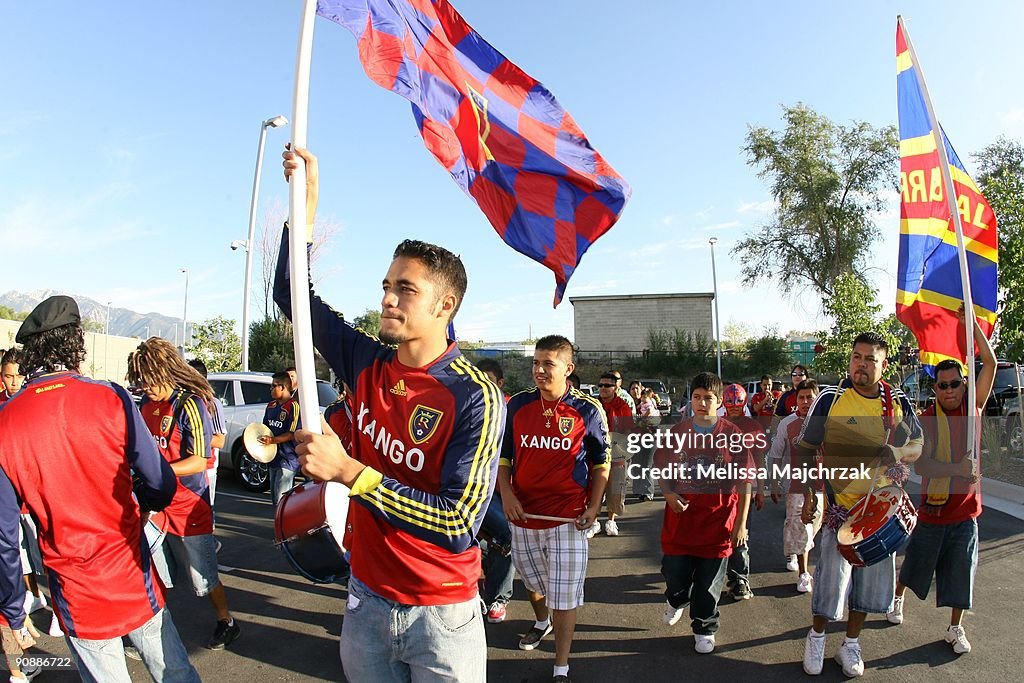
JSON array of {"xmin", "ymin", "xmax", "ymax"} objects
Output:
[
  {"xmin": 315, "ymin": 0, "xmax": 631, "ymax": 305},
  {"xmin": 894, "ymin": 19, "xmax": 998, "ymax": 375}
]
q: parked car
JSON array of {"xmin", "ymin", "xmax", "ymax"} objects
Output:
[
  {"xmin": 207, "ymin": 371, "xmax": 338, "ymax": 492},
  {"xmin": 635, "ymin": 378, "xmax": 672, "ymax": 416},
  {"xmin": 579, "ymin": 383, "xmax": 600, "ymax": 398}
]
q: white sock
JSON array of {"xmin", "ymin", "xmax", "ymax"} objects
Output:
[
  {"xmin": 534, "ymin": 618, "xmax": 550, "ymax": 630},
  {"xmin": 553, "ymin": 665, "xmax": 569, "ymax": 677},
  {"xmin": 809, "ymin": 628, "xmax": 825, "ymax": 638},
  {"xmin": 843, "ymin": 636, "xmax": 859, "ymax": 645}
]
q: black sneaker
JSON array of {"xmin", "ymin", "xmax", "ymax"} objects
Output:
[
  {"xmin": 207, "ymin": 619, "xmax": 240, "ymax": 650},
  {"xmin": 518, "ymin": 623, "xmax": 553, "ymax": 651},
  {"xmin": 553, "ymin": 676, "xmax": 571, "ymax": 683},
  {"xmin": 124, "ymin": 645, "xmax": 143, "ymax": 661},
  {"xmin": 731, "ymin": 581, "xmax": 754, "ymax": 600}
]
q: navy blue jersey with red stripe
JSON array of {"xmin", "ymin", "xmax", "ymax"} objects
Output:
[
  {"xmin": 0, "ymin": 372, "xmax": 175, "ymax": 638},
  {"xmin": 140, "ymin": 389, "xmax": 214, "ymax": 537},
  {"xmin": 264, "ymin": 397, "xmax": 300, "ymax": 471},
  {"xmin": 500, "ymin": 387, "xmax": 611, "ymax": 529},
  {"xmin": 276, "ymin": 229, "xmax": 506, "ymax": 606}
]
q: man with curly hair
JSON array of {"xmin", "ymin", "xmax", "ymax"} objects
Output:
[{"xmin": 127, "ymin": 337, "xmax": 240, "ymax": 652}]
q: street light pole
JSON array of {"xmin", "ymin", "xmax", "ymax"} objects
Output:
[
  {"xmin": 240, "ymin": 114, "xmax": 289, "ymax": 372},
  {"xmin": 709, "ymin": 238, "xmax": 722, "ymax": 377},
  {"xmin": 180, "ymin": 268, "xmax": 189, "ymax": 351},
  {"xmin": 105, "ymin": 301, "xmax": 111, "ymax": 379}
]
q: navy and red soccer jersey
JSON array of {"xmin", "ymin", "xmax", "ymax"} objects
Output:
[
  {"xmin": 773, "ymin": 389, "xmax": 799, "ymax": 417},
  {"xmin": 0, "ymin": 372, "xmax": 175, "ymax": 638},
  {"xmin": 315, "ymin": 0, "xmax": 630, "ymax": 305},
  {"xmin": 654, "ymin": 418, "xmax": 751, "ymax": 559},
  {"xmin": 500, "ymin": 387, "xmax": 610, "ymax": 529},
  {"xmin": 264, "ymin": 397, "xmax": 300, "ymax": 471},
  {"xmin": 140, "ymin": 389, "xmax": 214, "ymax": 537},
  {"xmin": 325, "ymin": 397, "xmax": 355, "ymax": 453},
  {"xmin": 276, "ymin": 235, "xmax": 506, "ymax": 606}
]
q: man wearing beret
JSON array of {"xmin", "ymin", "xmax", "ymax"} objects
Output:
[{"xmin": 0, "ymin": 295, "xmax": 200, "ymax": 682}]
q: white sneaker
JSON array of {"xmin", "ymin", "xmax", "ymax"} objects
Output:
[
  {"xmin": 663, "ymin": 601, "xmax": 683, "ymax": 626},
  {"xmin": 585, "ymin": 521, "xmax": 601, "ymax": 539},
  {"xmin": 786, "ymin": 555, "xmax": 799, "ymax": 572},
  {"xmin": 48, "ymin": 612, "xmax": 64, "ymax": 637},
  {"xmin": 803, "ymin": 630, "xmax": 826, "ymax": 675},
  {"xmin": 834, "ymin": 640, "xmax": 865, "ymax": 677},
  {"xmin": 945, "ymin": 624, "xmax": 971, "ymax": 654},
  {"xmin": 694, "ymin": 634, "xmax": 715, "ymax": 654},
  {"xmin": 886, "ymin": 595, "xmax": 904, "ymax": 624},
  {"xmin": 23, "ymin": 592, "xmax": 46, "ymax": 614},
  {"xmin": 797, "ymin": 572, "xmax": 813, "ymax": 593},
  {"xmin": 604, "ymin": 520, "xmax": 619, "ymax": 536}
]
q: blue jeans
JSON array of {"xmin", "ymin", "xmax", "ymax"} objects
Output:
[
  {"xmin": 270, "ymin": 466, "xmax": 298, "ymax": 506},
  {"xmin": 812, "ymin": 527, "xmax": 895, "ymax": 619},
  {"xmin": 480, "ymin": 495, "xmax": 514, "ymax": 605},
  {"xmin": 154, "ymin": 533, "xmax": 221, "ymax": 596},
  {"xmin": 898, "ymin": 518, "xmax": 978, "ymax": 609},
  {"xmin": 65, "ymin": 608, "xmax": 199, "ymax": 683},
  {"xmin": 340, "ymin": 577, "xmax": 486, "ymax": 682},
  {"xmin": 661, "ymin": 554, "xmax": 728, "ymax": 635},
  {"xmin": 727, "ymin": 541, "xmax": 750, "ymax": 585}
]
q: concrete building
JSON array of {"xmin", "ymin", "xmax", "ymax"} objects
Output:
[{"xmin": 569, "ymin": 293, "xmax": 715, "ymax": 352}]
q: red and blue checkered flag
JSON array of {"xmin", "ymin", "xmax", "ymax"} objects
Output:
[{"xmin": 316, "ymin": 0, "xmax": 631, "ymax": 305}]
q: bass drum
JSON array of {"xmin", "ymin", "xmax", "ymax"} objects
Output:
[{"xmin": 274, "ymin": 481, "xmax": 351, "ymax": 583}]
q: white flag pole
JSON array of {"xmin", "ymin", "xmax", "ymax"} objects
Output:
[
  {"xmin": 288, "ymin": 0, "xmax": 322, "ymax": 436},
  {"xmin": 899, "ymin": 16, "xmax": 976, "ymax": 458}
]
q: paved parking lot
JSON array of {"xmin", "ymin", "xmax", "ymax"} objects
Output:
[{"xmin": 14, "ymin": 474, "xmax": 1023, "ymax": 681}]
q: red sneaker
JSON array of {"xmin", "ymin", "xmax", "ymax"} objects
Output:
[{"xmin": 486, "ymin": 602, "xmax": 507, "ymax": 623}]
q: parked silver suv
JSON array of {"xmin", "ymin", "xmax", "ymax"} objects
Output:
[{"xmin": 207, "ymin": 371, "xmax": 338, "ymax": 492}]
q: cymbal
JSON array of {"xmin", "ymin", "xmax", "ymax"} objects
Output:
[{"xmin": 243, "ymin": 422, "xmax": 277, "ymax": 463}]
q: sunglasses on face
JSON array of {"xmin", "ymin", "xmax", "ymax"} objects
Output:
[
  {"xmin": 936, "ymin": 380, "xmax": 963, "ymax": 390},
  {"xmin": 792, "ymin": 372, "xmax": 806, "ymax": 377},
  {"xmin": 598, "ymin": 383, "xmax": 616, "ymax": 388}
]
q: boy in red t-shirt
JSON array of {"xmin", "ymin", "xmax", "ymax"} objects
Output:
[{"xmin": 654, "ymin": 372, "xmax": 751, "ymax": 654}]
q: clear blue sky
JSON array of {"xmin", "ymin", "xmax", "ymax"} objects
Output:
[{"xmin": 3, "ymin": 1, "xmax": 1022, "ymax": 343}]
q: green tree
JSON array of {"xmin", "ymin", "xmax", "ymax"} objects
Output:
[
  {"xmin": 815, "ymin": 273, "xmax": 904, "ymax": 379},
  {"xmin": 974, "ymin": 137, "xmax": 1024, "ymax": 360},
  {"xmin": 353, "ymin": 309, "xmax": 381, "ymax": 337},
  {"xmin": 247, "ymin": 316, "xmax": 331, "ymax": 379},
  {"xmin": 742, "ymin": 333, "xmax": 792, "ymax": 379},
  {"xmin": 735, "ymin": 103, "xmax": 898, "ymax": 298},
  {"xmin": 188, "ymin": 316, "xmax": 242, "ymax": 371},
  {"xmin": 249, "ymin": 317, "xmax": 294, "ymax": 373}
]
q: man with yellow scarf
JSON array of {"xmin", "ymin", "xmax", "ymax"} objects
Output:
[{"xmin": 887, "ymin": 306, "xmax": 996, "ymax": 656}]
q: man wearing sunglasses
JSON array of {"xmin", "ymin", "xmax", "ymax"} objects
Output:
[
  {"xmin": 887, "ymin": 307, "xmax": 996, "ymax": 657},
  {"xmin": 775, "ymin": 365, "xmax": 810, "ymax": 420}
]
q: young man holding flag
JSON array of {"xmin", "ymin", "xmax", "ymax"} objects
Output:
[
  {"xmin": 887, "ymin": 306, "xmax": 995, "ymax": 655},
  {"xmin": 279, "ymin": 147, "xmax": 505, "ymax": 682}
]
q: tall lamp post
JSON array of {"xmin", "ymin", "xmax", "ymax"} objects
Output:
[
  {"xmin": 180, "ymin": 268, "xmax": 189, "ymax": 351},
  {"xmin": 709, "ymin": 238, "xmax": 722, "ymax": 377},
  {"xmin": 238, "ymin": 114, "xmax": 289, "ymax": 371},
  {"xmin": 104, "ymin": 301, "xmax": 112, "ymax": 379}
]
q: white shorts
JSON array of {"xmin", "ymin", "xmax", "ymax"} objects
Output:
[
  {"xmin": 783, "ymin": 493, "xmax": 823, "ymax": 556},
  {"xmin": 511, "ymin": 523, "xmax": 588, "ymax": 610}
]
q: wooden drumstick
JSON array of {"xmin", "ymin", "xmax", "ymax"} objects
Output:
[{"xmin": 523, "ymin": 513, "xmax": 579, "ymax": 523}]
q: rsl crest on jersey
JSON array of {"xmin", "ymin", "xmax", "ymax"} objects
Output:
[
  {"xmin": 160, "ymin": 415, "xmax": 174, "ymax": 434},
  {"xmin": 558, "ymin": 416, "xmax": 575, "ymax": 436},
  {"xmin": 409, "ymin": 405, "xmax": 443, "ymax": 444}
]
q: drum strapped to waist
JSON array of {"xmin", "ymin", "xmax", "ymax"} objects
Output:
[
  {"xmin": 274, "ymin": 481, "xmax": 351, "ymax": 583},
  {"xmin": 836, "ymin": 485, "xmax": 917, "ymax": 567}
]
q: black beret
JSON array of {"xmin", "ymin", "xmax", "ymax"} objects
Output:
[{"xmin": 16, "ymin": 295, "xmax": 82, "ymax": 343}]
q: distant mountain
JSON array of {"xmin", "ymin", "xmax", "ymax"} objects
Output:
[{"xmin": 0, "ymin": 289, "xmax": 185, "ymax": 340}]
